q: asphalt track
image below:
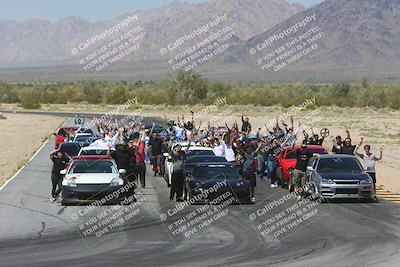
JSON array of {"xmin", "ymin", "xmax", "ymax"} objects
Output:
[{"xmin": 1, "ymin": 119, "xmax": 400, "ymax": 267}]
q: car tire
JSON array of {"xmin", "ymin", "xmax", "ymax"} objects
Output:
[
  {"xmin": 182, "ymin": 185, "xmax": 188, "ymax": 201},
  {"xmin": 311, "ymin": 183, "xmax": 320, "ymax": 201},
  {"xmin": 61, "ymin": 200, "xmax": 70, "ymax": 206},
  {"xmin": 288, "ymin": 176, "xmax": 294, "ymax": 193}
]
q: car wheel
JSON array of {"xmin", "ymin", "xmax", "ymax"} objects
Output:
[
  {"xmin": 311, "ymin": 183, "xmax": 320, "ymax": 200},
  {"xmin": 182, "ymin": 185, "xmax": 188, "ymax": 201},
  {"xmin": 288, "ymin": 176, "xmax": 294, "ymax": 193}
]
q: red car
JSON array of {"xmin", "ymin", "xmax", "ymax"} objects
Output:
[
  {"xmin": 54, "ymin": 126, "xmax": 79, "ymax": 149},
  {"xmin": 276, "ymin": 145, "xmax": 327, "ymax": 188}
]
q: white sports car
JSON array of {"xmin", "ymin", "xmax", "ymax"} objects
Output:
[
  {"xmin": 78, "ymin": 146, "xmax": 115, "ymax": 156},
  {"xmin": 60, "ymin": 156, "xmax": 134, "ymax": 205}
]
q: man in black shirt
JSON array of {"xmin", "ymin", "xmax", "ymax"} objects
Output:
[
  {"xmin": 292, "ymin": 143, "xmax": 314, "ymax": 200},
  {"xmin": 150, "ymin": 132, "xmax": 163, "ymax": 176},
  {"xmin": 49, "ymin": 149, "xmax": 70, "ymax": 203},
  {"xmin": 168, "ymin": 144, "xmax": 186, "ymax": 202},
  {"xmin": 126, "ymin": 140, "xmax": 137, "ymax": 186},
  {"xmin": 340, "ymin": 138, "xmax": 357, "ymax": 155}
]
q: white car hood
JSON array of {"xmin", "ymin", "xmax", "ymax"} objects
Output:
[{"xmin": 64, "ymin": 173, "xmax": 119, "ymax": 185}]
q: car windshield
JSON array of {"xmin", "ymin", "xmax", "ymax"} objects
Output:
[
  {"xmin": 80, "ymin": 149, "xmax": 108, "ymax": 156},
  {"xmin": 77, "ymin": 129, "xmax": 93, "ymax": 134},
  {"xmin": 184, "ymin": 156, "xmax": 226, "ymax": 165},
  {"xmin": 286, "ymin": 148, "xmax": 327, "ymax": 159},
  {"xmin": 193, "ymin": 164, "xmax": 239, "ymax": 180},
  {"xmin": 75, "ymin": 135, "xmax": 94, "ymax": 142},
  {"xmin": 59, "ymin": 144, "xmax": 81, "ymax": 157},
  {"xmin": 68, "ymin": 160, "xmax": 117, "ymax": 174},
  {"xmin": 186, "ymin": 150, "xmax": 215, "ymax": 157},
  {"xmin": 317, "ymin": 157, "xmax": 363, "ymax": 172}
]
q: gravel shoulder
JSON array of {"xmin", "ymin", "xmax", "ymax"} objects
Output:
[{"xmin": 0, "ymin": 113, "xmax": 65, "ymax": 186}]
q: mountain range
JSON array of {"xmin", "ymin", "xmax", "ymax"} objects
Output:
[
  {"xmin": 0, "ymin": 0, "xmax": 303, "ymax": 65},
  {"xmin": 0, "ymin": 0, "xmax": 399, "ymax": 83}
]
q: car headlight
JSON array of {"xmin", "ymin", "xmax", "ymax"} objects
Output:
[
  {"xmin": 321, "ymin": 178, "xmax": 334, "ymax": 184},
  {"xmin": 67, "ymin": 178, "xmax": 77, "ymax": 187},
  {"xmin": 110, "ymin": 178, "xmax": 123, "ymax": 186},
  {"xmin": 359, "ymin": 178, "xmax": 372, "ymax": 184},
  {"xmin": 236, "ymin": 181, "xmax": 244, "ymax": 187}
]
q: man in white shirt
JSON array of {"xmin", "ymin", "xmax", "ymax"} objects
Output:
[
  {"xmin": 355, "ymin": 144, "xmax": 383, "ymax": 199},
  {"xmin": 212, "ymin": 138, "xmax": 226, "ymax": 158},
  {"xmin": 90, "ymin": 129, "xmax": 120, "ymax": 149}
]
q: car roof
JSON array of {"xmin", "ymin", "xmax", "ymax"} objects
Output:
[
  {"xmin": 318, "ymin": 154, "xmax": 356, "ymax": 159},
  {"xmin": 72, "ymin": 156, "xmax": 113, "ymax": 160},
  {"xmin": 80, "ymin": 146, "xmax": 115, "ymax": 151},
  {"xmin": 184, "ymin": 155, "xmax": 226, "ymax": 161},
  {"xmin": 188, "ymin": 146, "xmax": 213, "ymax": 151},
  {"xmin": 60, "ymin": 126, "xmax": 79, "ymax": 130},
  {"xmin": 285, "ymin": 145, "xmax": 326, "ymax": 150},
  {"xmin": 195, "ymin": 162, "xmax": 235, "ymax": 167},
  {"xmin": 185, "ymin": 155, "xmax": 223, "ymax": 158},
  {"xmin": 75, "ymin": 133, "xmax": 93, "ymax": 136},
  {"xmin": 60, "ymin": 142, "xmax": 81, "ymax": 147}
]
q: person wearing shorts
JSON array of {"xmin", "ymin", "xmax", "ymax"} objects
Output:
[
  {"xmin": 150, "ymin": 132, "xmax": 163, "ymax": 176},
  {"xmin": 355, "ymin": 144, "xmax": 383, "ymax": 199}
]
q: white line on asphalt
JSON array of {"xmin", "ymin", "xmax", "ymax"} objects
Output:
[{"xmin": 0, "ymin": 139, "xmax": 51, "ymax": 192}]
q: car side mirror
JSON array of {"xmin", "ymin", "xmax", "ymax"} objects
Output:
[
  {"xmin": 60, "ymin": 169, "xmax": 67, "ymax": 175},
  {"xmin": 119, "ymin": 169, "xmax": 126, "ymax": 174},
  {"xmin": 307, "ymin": 166, "xmax": 314, "ymax": 171}
]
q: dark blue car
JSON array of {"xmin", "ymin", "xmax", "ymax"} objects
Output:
[{"xmin": 183, "ymin": 163, "xmax": 251, "ymax": 204}]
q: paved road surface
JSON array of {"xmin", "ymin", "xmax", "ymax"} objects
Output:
[{"xmin": 1, "ymin": 120, "xmax": 400, "ymax": 266}]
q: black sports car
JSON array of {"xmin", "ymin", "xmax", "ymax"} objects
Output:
[{"xmin": 183, "ymin": 163, "xmax": 251, "ymax": 204}]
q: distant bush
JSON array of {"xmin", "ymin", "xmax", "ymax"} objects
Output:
[
  {"xmin": 20, "ymin": 89, "xmax": 41, "ymax": 109},
  {"xmin": 0, "ymin": 74, "xmax": 399, "ymax": 109}
]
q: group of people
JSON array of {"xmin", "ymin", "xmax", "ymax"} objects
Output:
[{"xmin": 49, "ymin": 113, "xmax": 383, "ymax": 203}]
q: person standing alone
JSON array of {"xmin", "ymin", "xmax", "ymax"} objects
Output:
[{"xmin": 49, "ymin": 149, "xmax": 70, "ymax": 203}]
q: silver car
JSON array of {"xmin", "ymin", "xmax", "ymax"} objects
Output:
[{"xmin": 306, "ymin": 154, "xmax": 374, "ymax": 201}]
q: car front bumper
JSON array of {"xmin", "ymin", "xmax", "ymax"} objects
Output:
[
  {"xmin": 319, "ymin": 183, "xmax": 373, "ymax": 200},
  {"xmin": 62, "ymin": 184, "xmax": 133, "ymax": 205},
  {"xmin": 189, "ymin": 187, "xmax": 251, "ymax": 204}
]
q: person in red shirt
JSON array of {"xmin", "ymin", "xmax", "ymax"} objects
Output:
[{"xmin": 131, "ymin": 129, "xmax": 146, "ymax": 188}]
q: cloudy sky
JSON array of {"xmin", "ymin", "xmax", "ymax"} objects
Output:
[{"xmin": 0, "ymin": 0, "xmax": 324, "ymax": 22}]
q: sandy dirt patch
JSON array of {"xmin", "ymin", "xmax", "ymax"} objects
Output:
[{"xmin": 0, "ymin": 113, "xmax": 65, "ymax": 186}]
